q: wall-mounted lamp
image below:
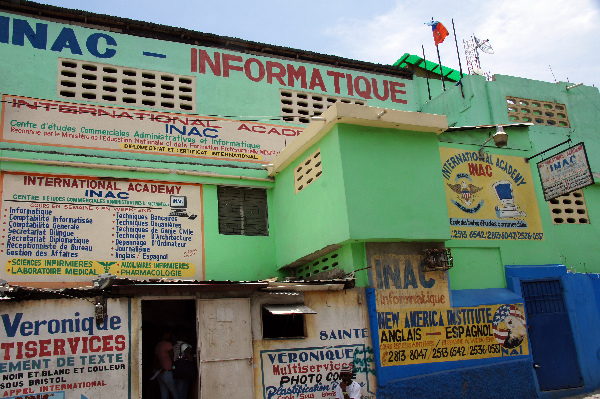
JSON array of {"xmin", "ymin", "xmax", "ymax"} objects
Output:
[
  {"xmin": 311, "ymin": 116, "xmax": 326, "ymax": 121},
  {"xmin": 479, "ymin": 126, "xmax": 508, "ymax": 160}
]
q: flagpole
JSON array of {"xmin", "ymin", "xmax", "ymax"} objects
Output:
[
  {"xmin": 435, "ymin": 44, "xmax": 446, "ymax": 90},
  {"xmin": 422, "ymin": 45, "xmax": 431, "ymax": 100},
  {"xmin": 451, "ymin": 19, "xmax": 463, "ymax": 78}
]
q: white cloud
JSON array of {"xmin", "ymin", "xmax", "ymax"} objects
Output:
[{"xmin": 325, "ymin": 0, "xmax": 600, "ymax": 87}]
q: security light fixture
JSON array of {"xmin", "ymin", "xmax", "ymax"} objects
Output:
[{"xmin": 479, "ymin": 126, "xmax": 508, "ymax": 160}]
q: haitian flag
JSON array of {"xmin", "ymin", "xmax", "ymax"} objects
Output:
[{"xmin": 426, "ymin": 21, "xmax": 449, "ymax": 46}]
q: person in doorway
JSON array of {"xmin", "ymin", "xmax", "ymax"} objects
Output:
[
  {"xmin": 173, "ymin": 331, "xmax": 196, "ymax": 399},
  {"xmin": 154, "ymin": 330, "xmax": 180, "ymax": 399},
  {"xmin": 335, "ymin": 366, "xmax": 361, "ymax": 399}
]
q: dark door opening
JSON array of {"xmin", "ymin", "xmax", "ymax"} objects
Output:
[{"xmin": 142, "ymin": 299, "xmax": 198, "ymax": 399}]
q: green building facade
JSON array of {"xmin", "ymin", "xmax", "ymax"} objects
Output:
[{"xmin": 1, "ymin": 2, "xmax": 600, "ymax": 399}]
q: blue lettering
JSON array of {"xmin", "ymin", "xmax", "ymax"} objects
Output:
[
  {"xmin": 86, "ymin": 32, "xmax": 117, "ymax": 58},
  {"xmin": 12, "ymin": 19, "xmax": 47, "ymax": 49},
  {"xmin": 0, "ymin": 16, "xmax": 8, "ymax": 44},
  {"xmin": 50, "ymin": 27, "xmax": 83, "ymax": 54},
  {"xmin": 1, "ymin": 313, "xmax": 22, "ymax": 337}
]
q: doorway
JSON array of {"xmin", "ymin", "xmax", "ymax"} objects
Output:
[
  {"xmin": 142, "ymin": 299, "xmax": 198, "ymax": 399},
  {"xmin": 522, "ymin": 279, "xmax": 583, "ymax": 391}
]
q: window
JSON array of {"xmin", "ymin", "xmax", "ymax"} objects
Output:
[
  {"xmin": 280, "ymin": 89, "xmax": 366, "ymax": 124},
  {"xmin": 506, "ymin": 96, "xmax": 569, "ymax": 127},
  {"xmin": 58, "ymin": 58, "xmax": 196, "ymax": 112},
  {"xmin": 262, "ymin": 305, "xmax": 316, "ymax": 339},
  {"xmin": 294, "ymin": 148, "xmax": 322, "ymax": 194},
  {"xmin": 217, "ymin": 186, "xmax": 269, "ymax": 235},
  {"xmin": 548, "ymin": 189, "xmax": 590, "ymax": 224}
]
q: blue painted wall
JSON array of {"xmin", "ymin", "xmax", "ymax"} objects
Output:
[{"xmin": 366, "ymin": 287, "xmax": 537, "ymax": 398}]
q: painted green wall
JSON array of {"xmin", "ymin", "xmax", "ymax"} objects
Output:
[
  {"xmin": 272, "ymin": 122, "xmax": 450, "ymax": 270},
  {"xmin": 272, "ymin": 127, "xmax": 350, "ymax": 268},
  {"xmin": 202, "ymin": 185, "xmax": 280, "ymax": 280},
  {"xmin": 425, "ymin": 73, "xmax": 600, "ymax": 289},
  {"xmin": 337, "ymin": 124, "xmax": 449, "ymax": 241}
]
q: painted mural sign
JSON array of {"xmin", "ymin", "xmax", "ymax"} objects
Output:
[
  {"xmin": 0, "ymin": 299, "xmax": 130, "ymax": 398},
  {"xmin": 537, "ymin": 143, "xmax": 594, "ymax": 201},
  {"xmin": 260, "ymin": 344, "xmax": 374, "ymax": 399},
  {"xmin": 0, "ymin": 172, "xmax": 203, "ymax": 282},
  {"xmin": 370, "ymin": 254, "xmax": 450, "ymax": 310},
  {"xmin": 440, "ymin": 147, "xmax": 543, "ymax": 241},
  {"xmin": 0, "ymin": 14, "xmax": 411, "ymax": 107},
  {"xmin": 378, "ymin": 304, "xmax": 529, "ymax": 366},
  {"xmin": 1, "ymin": 95, "xmax": 302, "ymax": 163},
  {"xmin": 192, "ymin": 49, "xmax": 408, "ymax": 104}
]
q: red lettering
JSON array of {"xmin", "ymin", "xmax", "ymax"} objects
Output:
[
  {"xmin": 0, "ymin": 342, "xmax": 14, "ymax": 360},
  {"xmin": 252, "ymin": 125, "xmax": 266, "ymax": 133},
  {"xmin": 266, "ymin": 61, "xmax": 286, "ymax": 85},
  {"xmin": 198, "ymin": 50, "xmax": 221, "ymax": 76},
  {"xmin": 327, "ymin": 71, "xmax": 345, "ymax": 94},
  {"xmin": 372, "ymin": 79, "xmax": 389, "ymax": 101},
  {"xmin": 58, "ymin": 105, "xmax": 78, "ymax": 114},
  {"xmin": 81, "ymin": 337, "xmax": 89, "ymax": 354},
  {"xmin": 38, "ymin": 339, "xmax": 51, "ymax": 357},
  {"xmin": 267, "ymin": 128, "xmax": 282, "ymax": 135},
  {"xmin": 281, "ymin": 128, "xmax": 298, "ymax": 137},
  {"xmin": 287, "ymin": 65, "xmax": 307, "ymax": 89},
  {"xmin": 68, "ymin": 337, "xmax": 80, "ymax": 354},
  {"xmin": 244, "ymin": 58, "xmax": 265, "ymax": 82},
  {"xmin": 390, "ymin": 82, "xmax": 407, "ymax": 104},
  {"xmin": 102, "ymin": 335, "xmax": 114, "ymax": 352},
  {"xmin": 191, "ymin": 47, "xmax": 197, "ymax": 73},
  {"xmin": 89, "ymin": 336, "xmax": 102, "ymax": 353},
  {"xmin": 222, "ymin": 54, "xmax": 243, "ymax": 77},
  {"xmin": 309, "ymin": 68, "xmax": 326, "ymax": 91},
  {"xmin": 115, "ymin": 335, "xmax": 126, "ymax": 351},
  {"xmin": 354, "ymin": 75, "xmax": 372, "ymax": 99},
  {"xmin": 345, "ymin": 73, "xmax": 354, "ymax": 96},
  {"xmin": 25, "ymin": 341, "xmax": 37, "ymax": 358},
  {"xmin": 237, "ymin": 124, "xmax": 251, "ymax": 132},
  {"xmin": 468, "ymin": 163, "xmax": 478, "ymax": 176},
  {"xmin": 53, "ymin": 339, "xmax": 66, "ymax": 356}
]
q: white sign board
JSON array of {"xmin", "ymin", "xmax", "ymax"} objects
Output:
[
  {"xmin": 1, "ymin": 172, "xmax": 203, "ymax": 283},
  {"xmin": 537, "ymin": 143, "xmax": 594, "ymax": 201},
  {"xmin": 0, "ymin": 298, "xmax": 130, "ymax": 398},
  {"xmin": 2, "ymin": 95, "xmax": 302, "ymax": 163}
]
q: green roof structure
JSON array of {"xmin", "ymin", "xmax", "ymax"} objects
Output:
[{"xmin": 394, "ymin": 53, "xmax": 462, "ymax": 82}]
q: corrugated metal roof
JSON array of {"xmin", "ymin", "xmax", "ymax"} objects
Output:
[
  {"xmin": 0, "ymin": 278, "xmax": 355, "ymax": 301},
  {"xmin": 0, "ymin": 0, "xmax": 413, "ymax": 79}
]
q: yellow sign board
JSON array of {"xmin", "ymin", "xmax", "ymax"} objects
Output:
[
  {"xmin": 371, "ymin": 253, "xmax": 450, "ymax": 310},
  {"xmin": 6, "ymin": 258, "xmax": 196, "ymax": 278},
  {"xmin": 378, "ymin": 304, "xmax": 529, "ymax": 366},
  {"xmin": 440, "ymin": 147, "xmax": 543, "ymax": 241}
]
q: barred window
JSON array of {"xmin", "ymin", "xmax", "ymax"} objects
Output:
[{"xmin": 218, "ymin": 186, "xmax": 269, "ymax": 236}]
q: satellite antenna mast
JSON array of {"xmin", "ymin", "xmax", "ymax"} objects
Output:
[{"xmin": 464, "ymin": 35, "xmax": 494, "ymax": 80}]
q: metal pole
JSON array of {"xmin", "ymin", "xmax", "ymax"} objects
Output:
[
  {"xmin": 422, "ymin": 45, "xmax": 431, "ymax": 100},
  {"xmin": 436, "ymin": 44, "xmax": 446, "ymax": 90},
  {"xmin": 451, "ymin": 19, "xmax": 463, "ymax": 78}
]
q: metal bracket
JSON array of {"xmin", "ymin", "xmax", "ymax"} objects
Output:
[{"xmin": 94, "ymin": 296, "xmax": 107, "ymax": 324}]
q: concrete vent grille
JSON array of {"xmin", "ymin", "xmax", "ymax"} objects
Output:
[
  {"xmin": 506, "ymin": 96, "xmax": 569, "ymax": 127},
  {"xmin": 295, "ymin": 250, "xmax": 341, "ymax": 279},
  {"xmin": 57, "ymin": 58, "xmax": 196, "ymax": 112},
  {"xmin": 280, "ymin": 89, "xmax": 366, "ymax": 124},
  {"xmin": 294, "ymin": 149, "xmax": 322, "ymax": 194},
  {"xmin": 549, "ymin": 189, "xmax": 589, "ymax": 224}
]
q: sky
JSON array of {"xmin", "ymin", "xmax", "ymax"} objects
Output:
[{"xmin": 33, "ymin": 0, "xmax": 600, "ymax": 88}]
